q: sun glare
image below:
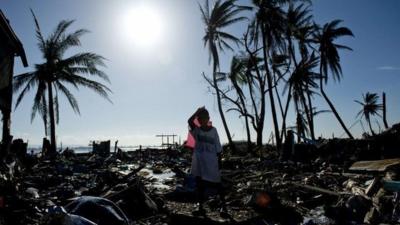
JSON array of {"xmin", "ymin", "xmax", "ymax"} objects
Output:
[{"xmin": 122, "ymin": 5, "xmax": 164, "ymax": 48}]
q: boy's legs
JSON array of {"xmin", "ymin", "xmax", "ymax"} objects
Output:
[
  {"xmin": 216, "ymin": 182, "xmax": 228, "ymax": 213},
  {"xmin": 202, "ymin": 180, "xmax": 228, "ymax": 212},
  {"xmin": 194, "ymin": 178, "xmax": 229, "ymax": 217},
  {"xmin": 195, "ymin": 176, "xmax": 206, "ymax": 213}
]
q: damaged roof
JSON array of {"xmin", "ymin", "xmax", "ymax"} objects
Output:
[{"xmin": 0, "ymin": 10, "xmax": 28, "ymax": 67}]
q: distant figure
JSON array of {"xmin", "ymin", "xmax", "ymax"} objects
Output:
[
  {"xmin": 41, "ymin": 138, "xmax": 51, "ymax": 157},
  {"xmin": 188, "ymin": 107, "xmax": 227, "ymax": 217},
  {"xmin": 281, "ymin": 130, "xmax": 295, "ymax": 161}
]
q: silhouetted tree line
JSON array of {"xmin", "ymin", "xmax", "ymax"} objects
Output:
[{"xmin": 200, "ymin": 0, "xmax": 390, "ymax": 151}]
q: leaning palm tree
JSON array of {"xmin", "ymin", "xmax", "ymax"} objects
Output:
[
  {"xmin": 355, "ymin": 92, "xmax": 382, "ymax": 136},
  {"xmin": 314, "ymin": 20, "xmax": 354, "ymax": 139},
  {"xmin": 13, "ymin": 11, "xmax": 111, "ymax": 154},
  {"xmin": 200, "ymin": 0, "xmax": 247, "ymax": 149}
]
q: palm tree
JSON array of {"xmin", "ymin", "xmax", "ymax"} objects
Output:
[
  {"xmin": 250, "ymin": 0, "xmax": 288, "ymax": 149},
  {"xmin": 281, "ymin": 2, "xmax": 315, "ymax": 140},
  {"xmin": 200, "ymin": 0, "xmax": 247, "ymax": 149},
  {"xmin": 283, "ymin": 53, "xmax": 319, "ymax": 141},
  {"xmin": 355, "ymin": 92, "xmax": 382, "ymax": 136},
  {"xmin": 13, "ymin": 11, "xmax": 111, "ymax": 154},
  {"xmin": 314, "ymin": 20, "xmax": 354, "ymax": 139}
]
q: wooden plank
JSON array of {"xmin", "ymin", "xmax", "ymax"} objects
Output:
[
  {"xmin": 349, "ymin": 158, "xmax": 400, "ymax": 172},
  {"xmin": 293, "ymin": 183, "xmax": 349, "ymax": 197}
]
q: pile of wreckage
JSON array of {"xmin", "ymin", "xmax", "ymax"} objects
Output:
[{"xmin": 0, "ymin": 123, "xmax": 400, "ymax": 225}]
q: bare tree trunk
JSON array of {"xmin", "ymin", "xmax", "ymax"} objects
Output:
[
  {"xmin": 246, "ymin": 71, "xmax": 262, "ymax": 146},
  {"xmin": 212, "ymin": 62, "xmax": 234, "ymax": 150},
  {"xmin": 47, "ymin": 81, "xmax": 57, "ymax": 154},
  {"xmin": 382, "ymin": 92, "xmax": 389, "ymax": 129},
  {"xmin": 245, "ymin": 48, "xmax": 264, "ymax": 147},
  {"xmin": 231, "ymin": 79, "xmax": 252, "ymax": 149}
]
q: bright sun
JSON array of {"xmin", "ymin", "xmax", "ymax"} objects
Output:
[{"xmin": 123, "ymin": 5, "xmax": 164, "ymax": 47}]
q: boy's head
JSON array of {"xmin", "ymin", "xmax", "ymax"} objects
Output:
[{"xmin": 197, "ymin": 108, "xmax": 210, "ymax": 127}]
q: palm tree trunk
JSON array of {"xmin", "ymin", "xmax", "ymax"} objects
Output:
[
  {"xmin": 288, "ymin": 36, "xmax": 317, "ymax": 141},
  {"xmin": 382, "ymin": 92, "xmax": 389, "ymax": 129},
  {"xmin": 300, "ymin": 91, "xmax": 313, "ymax": 140},
  {"xmin": 280, "ymin": 37, "xmax": 297, "ymax": 142},
  {"xmin": 294, "ymin": 100, "xmax": 302, "ymax": 143},
  {"xmin": 281, "ymin": 84, "xmax": 292, "ymax": 140},
  {"xmin": 273, "ymin": 71, "xmax": 285, "ymax": 121},
  {"xmin": 271, "ymin": 69, "xmax": 284, "ymax": 146},
  {"xmin": 306, "ymin": 91, "xmax": 316, "ymax": 140},
  {"xmin": 47, "ymin": 81, "xmax": 57, "ymax": 154},
  {"xmin": 319, "ymin": 65, "xmax": 354, "ymax": 139},
  {"xmin": 300, "ymin": 92, "xmax": 311, "ymax": 133},
  {"xmin": 368, "ymin": 119, "xmax": 376, "ymax": 136},
  {"xmin": 243, "ymin": 110, "xmax": 252, "ymax": 149},
  {"xmin": 257, "ymin": 82, "xmax": 266, "ymax": 146},
  {"xmin": 261, "ymin": 25, "xmax": 281, "ymax": 150},
  {"xmin": 213, "ymin": 62, "xmax": 234, "ymax": 150}
]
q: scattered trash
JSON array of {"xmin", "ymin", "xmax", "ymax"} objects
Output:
[{"xmin": 2, "ymin": 123, "xmax": 400, "ymax": 225}]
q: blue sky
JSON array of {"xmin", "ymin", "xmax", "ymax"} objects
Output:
[{"xmin": 1, "ymin": 0, "xmax": 399, "ymax": 147}]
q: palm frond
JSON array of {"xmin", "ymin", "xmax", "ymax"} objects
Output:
[
  {"xmin": 60, "ymin": 74, "xmax": 112, "ymax": 103},
  {"xmin": 30, "ymin": 9, "xmax": 46, "ymax": 52},
  {"xmin": 66, "ymin": 66, "xmax": 110, "ymax": 83},
  {"xmin": 50, "ymin": 20, "xmax": 75, "ymax": 43},
  {"xmin": 13, "ymin": 72, "xmax": 35, "ymax": 92},
  {"xmin": 55, "ymin": 81, "xmax": 81, "ymax": 115},
  {"xmin": 56, "ymin": 29, "xmax": 89, "ymax": 55},
  {"xmin": 30, "ymin": 81, "xmax": 47, "ymax": 123},
  {"xmin": 14, "ymin": 77, "xmax": 38, "ymax": 110},
  {"xmin": 61, "ymin": 52, "xmax": 106, "ymax": 68}
]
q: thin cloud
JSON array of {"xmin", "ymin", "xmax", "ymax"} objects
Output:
[{"xmin": 377, "ymin": 66, "xmax": 400, "ymax": 71}]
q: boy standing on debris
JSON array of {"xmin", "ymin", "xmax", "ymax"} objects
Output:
[{"xmin": 188, "ymin": 107, "xmax": 228, "ymax": 217}]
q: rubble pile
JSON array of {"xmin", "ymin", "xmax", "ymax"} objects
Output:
[{"xmin": 1, "ymin": 125, "xmax": 400, "ymax": 225}]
